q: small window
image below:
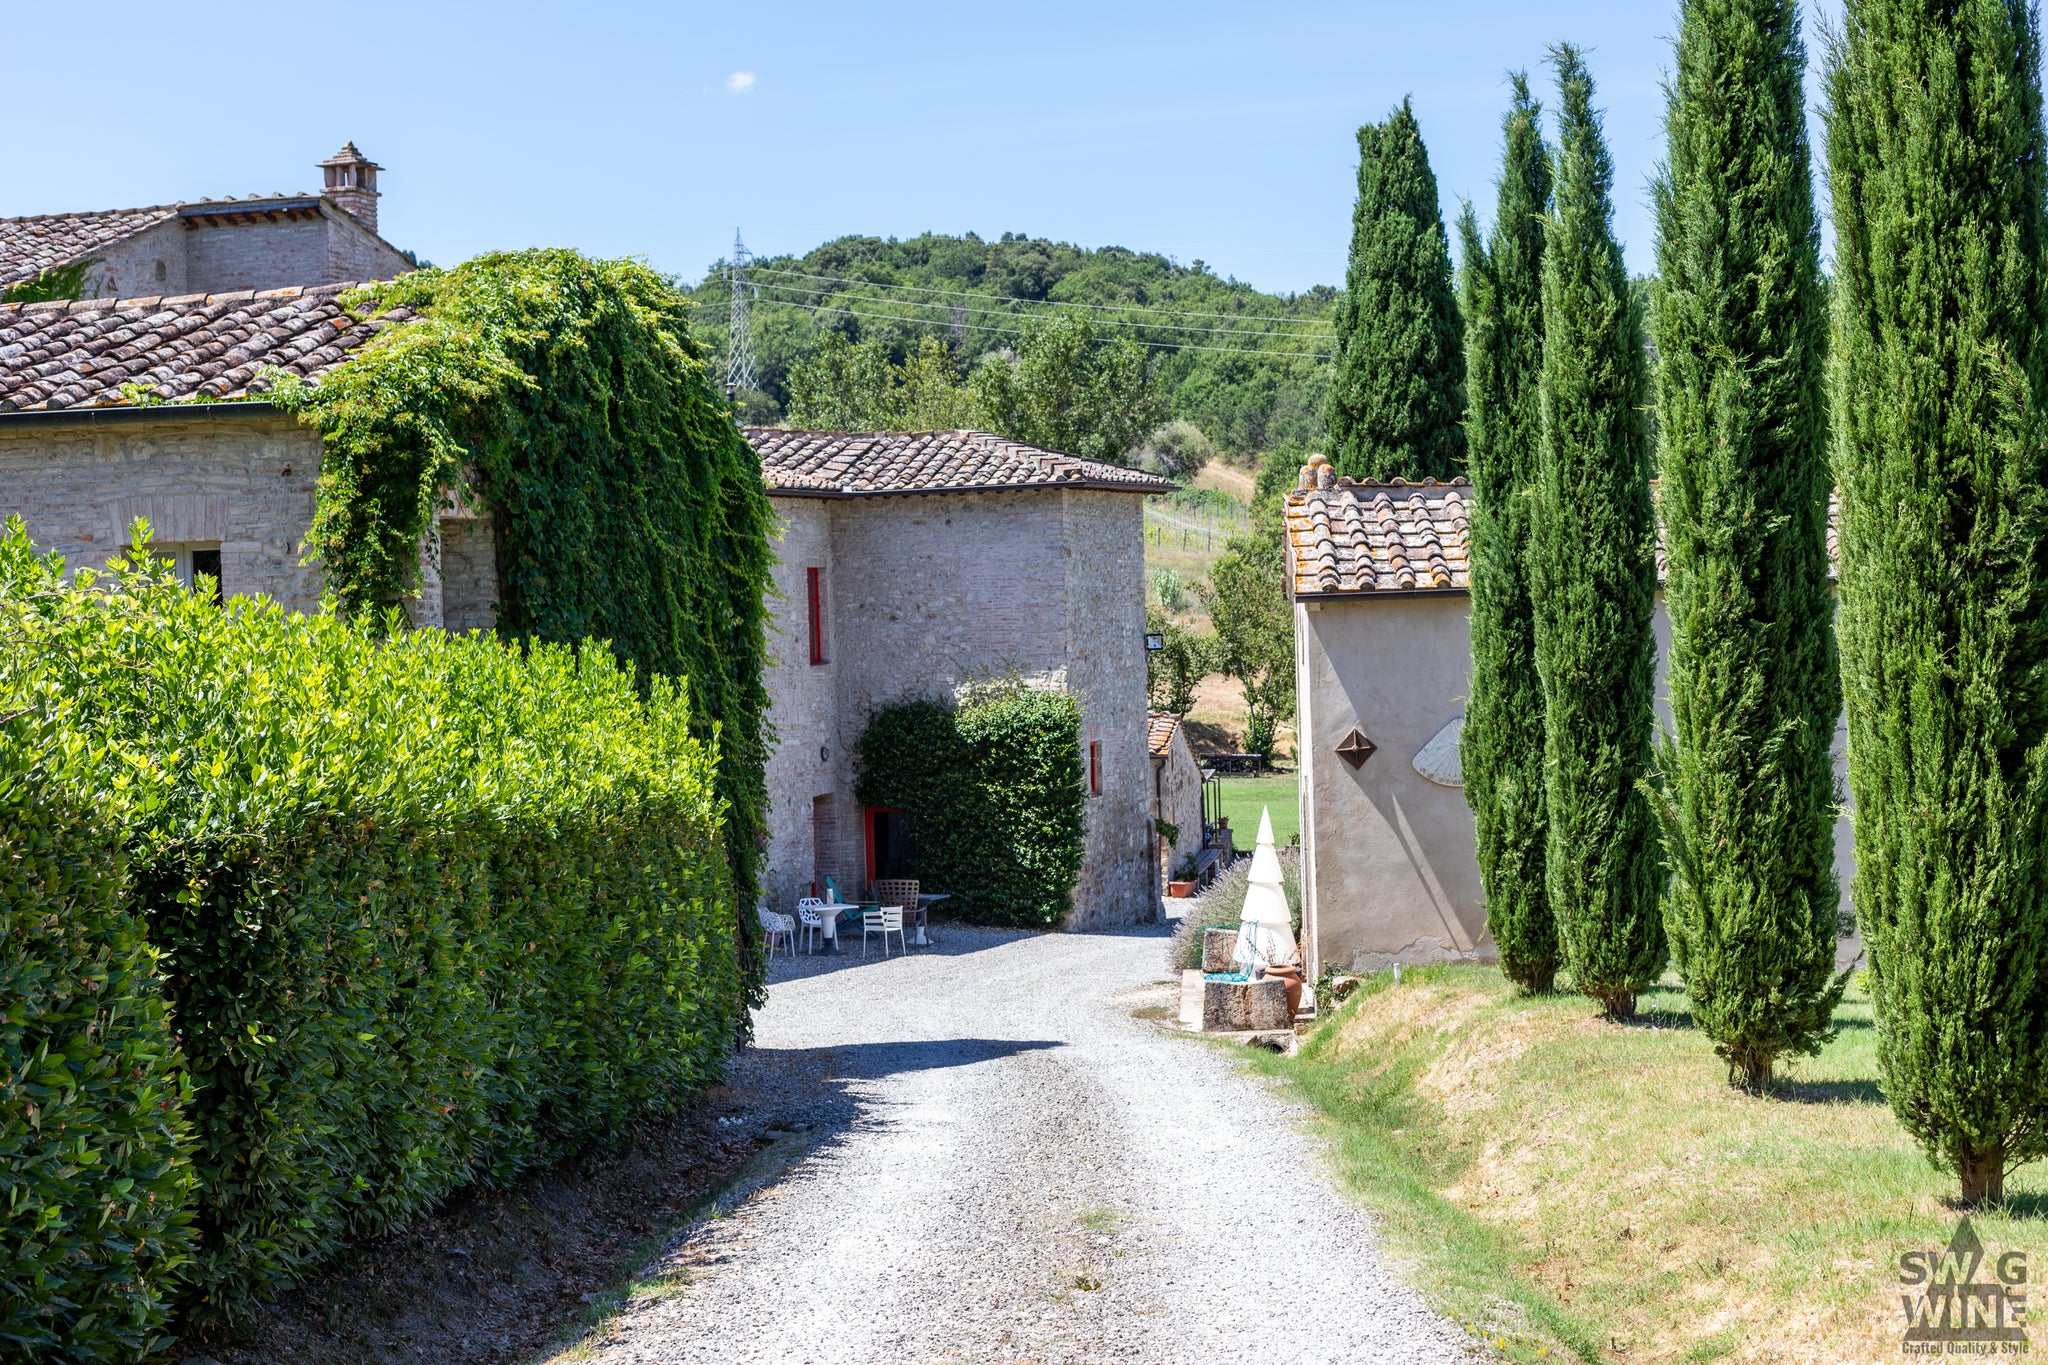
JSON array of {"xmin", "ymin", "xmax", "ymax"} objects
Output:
[
  {"xmin": 807, "ymin": 567, "xmax": 827, "ymax": 665},
  {"xmin": 153, "ymin": 543, "xmax": 223, "ymax": 605},
  {"xmin": 1089, "ymin": 741, "xmax": 1103, "ymax": 797}
]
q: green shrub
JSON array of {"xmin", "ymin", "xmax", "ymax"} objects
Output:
[
  {"xmin": 855, "ymin": 684, "xmax": 1086, "ymax": 929},
  {"xmin": 1, "ymin": 523, "xmax": 744, "ymax": 1329},
  {"xmin": 0, "ymin": 669, "xmax": 194, "ymax": 1361}
]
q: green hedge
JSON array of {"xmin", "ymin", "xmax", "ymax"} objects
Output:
[
  {"xmin": 0, "ymin": 702, "xmax": 193, "ymax": 1362},
  {"xmin": 854, "ymin": 685, "xmax": 1086, "ymax": 928},
  {"xmin": 0, "ymin": 524, "xmax": 745, "ymax": 1336}
]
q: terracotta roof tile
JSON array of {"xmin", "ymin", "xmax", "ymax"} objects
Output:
[
  {"xmin": 1147, "ymin": 712, "xmax": 1181, "ymax": 758},
  {"xmin": 0, "ymin": 283, "xmax": 410, "ymax": 412},
  {"xmin": 1284, "ymin": 453, "xmax": 1845, "ymax": 597},
  {"xmin": 745, "ymin": 427, "xmax": 1176, "ymax": 498}
]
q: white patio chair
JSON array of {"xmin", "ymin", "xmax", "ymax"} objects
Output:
[
  {"xmin": 863, "ymin": 906, "xmax": 905, "ymax": 958},
  {"xmin": 758, "ymin": 905, "xmax": 797, "ymax": 959},
  {"xmin": 795, "ymin": 897, "xmax": 826, "ymax": 954}
]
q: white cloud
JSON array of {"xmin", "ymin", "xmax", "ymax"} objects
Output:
[{"xmin": 726, "ymin": 71, "xmax": 756, "ymax": 94}]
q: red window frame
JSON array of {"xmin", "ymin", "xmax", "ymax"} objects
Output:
[
  {"xmin": 807, "ymin": 567, "xmax": 826, "ymax": 665},
  {"xmin": 1088, "ymin": 741, "xmax": 1103, "ymax": 797}
]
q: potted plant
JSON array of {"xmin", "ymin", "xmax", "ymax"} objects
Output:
[{"xmin": 1168, "ymin": 853, "xmax": 1201, "ymax": 899}]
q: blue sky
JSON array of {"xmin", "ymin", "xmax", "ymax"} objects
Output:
[{"xmin": 7, "ymin": 1, "xmax": 1845, "ymax": 296}]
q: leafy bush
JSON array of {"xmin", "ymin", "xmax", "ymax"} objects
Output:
[
  {"xmin": 1138, "ymin": 419, "xmax": 1218, "ymax": 480},
  {"xmin": 0, "ymin": 690, "xmax": 194, "ymax": 1361},
  {"xmin": 855, "ymin": 684, "xmax": 1086, "ymax": 928},
  {"xmin": 1, "ymin": 524, "xmax": 745, "ymax": 1330}
]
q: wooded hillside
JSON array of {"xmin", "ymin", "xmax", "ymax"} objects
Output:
[{"xmin": 681, "ymin": 232, "xmax": 1336, "ymax": 457}]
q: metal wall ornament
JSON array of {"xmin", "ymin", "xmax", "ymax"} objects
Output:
[{"xmin": 1335, "ymin": 728, "xmax": 1379, "ymax": 770}]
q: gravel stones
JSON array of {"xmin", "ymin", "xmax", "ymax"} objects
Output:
[{"xmin": 561, "ymin": 925, "xmax": 1470, "ymax": 1364}]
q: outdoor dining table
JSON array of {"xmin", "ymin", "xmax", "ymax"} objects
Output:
[
  {"xmin": 814, "ymin": 902, "xmax": 862, "ymax": 954},
  {"xmin": 912, "ymin": 893, "xmax": 950, "ymax": 947}
]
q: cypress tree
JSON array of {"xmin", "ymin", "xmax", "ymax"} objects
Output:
[
  {"xmin": 1328, "ymin": 99, "xmax": 1467, "ymax": 481},
  {"xmin": 1532, "ymin": 46, "xmax": 1666, "ymax": 1020},
  {"xmin": 1461, "ymin": 75, "xmax": 1559, "ymax": 993},
  {"xmin": 1825, "ymin": 0, "xmax": 2048, "ymax": 1205},
  {"xmin": 1652, "ymin": 0, "xmax": 1845, "ymax": 1092}
]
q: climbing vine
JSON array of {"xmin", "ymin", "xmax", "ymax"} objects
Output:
[{"xmin": 272, "ymin": 249, "xmax": 776, "ymax": 1003}]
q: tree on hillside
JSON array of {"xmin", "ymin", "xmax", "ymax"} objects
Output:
[
  {"xmin": 971, "ymin": 311, "xmax": 1166, "ymax": 462},
  {"xmin": 1327, "ymin": 99, "xmax": 1467, "ymax": 482},
  {"xmin": 1531, "ymin": 46, "xmax": 1666, "ymax": 1020},
  {"xmin": 785, "ymin": 335, "xmax": 979, "ymax": 431},
  {"xmin": 1825, "ymin": 0, "xmax": 2048, "ymax": 1205},
  {"xmin": 1145, "ymin": 605, "xmax": 1215, "ymax": 719},
  {"xmin": 1461, "ymin": 74, "xmax": 1559, "ymax": 994},
  {"xmin": 689, "ymin": 232, "xmax": 1335, "ymax": 458},
  {"xmin": 1652, "ymin": 0, "xmax": 1846, "ymax": 1093}
]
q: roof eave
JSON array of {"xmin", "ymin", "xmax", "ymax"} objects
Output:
[
  {"xmin": 0, "ymin": 399, "xmax": 282, "ymax": 429},
  {"xmin": 1294, "ymin": 585, "xmax": 1472, "ymax": 602},
  {"xmin": 764, "ymin": 479, "xmax": 1173, "ymax": 499}
]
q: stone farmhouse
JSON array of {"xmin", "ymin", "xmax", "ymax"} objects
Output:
[
  {"xmin": 746, "ymin": 428, "xmax": 1173, "ymax": 930},
  {"xmin": 0, "ymin": 143, "xmax": 414, "ymax": 301},
  {"xmin": 1284, "ymin": 453, "xmax": 1856, "ymax": 980},
  {"xmin": 0, "ymin": 266, "xmax": 1173, "ymax": 929}
]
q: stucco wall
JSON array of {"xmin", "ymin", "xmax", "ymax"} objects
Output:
[
  {"xmin": 1298, "ymin": 595, "xmax": 1488, "ymax": 976},
  {"xmin": 1301, "ymin": 591, "xmax": 1861, "ymax": 974},
  {"xmin": 0, "ymin": 411, "xmax": 329, "ymax": 611}
]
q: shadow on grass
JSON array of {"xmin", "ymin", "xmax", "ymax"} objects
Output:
[
  {"xmin": 1775, "ymin": 1077, "xmax": 1886, "ymax": 1106},
  {"xmin": 1986, "ymin": 1190, "xmax": 2048, "ymax": 1221}
]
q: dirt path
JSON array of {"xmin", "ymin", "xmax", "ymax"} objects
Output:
[{"xmin": 553, "ymin": 925, "xmax": 1469, "ymax": 1364}]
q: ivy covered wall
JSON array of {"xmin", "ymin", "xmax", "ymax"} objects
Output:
[{"xmin": 273, "ymin": 250, "xmax": 775, "ymax": 999}]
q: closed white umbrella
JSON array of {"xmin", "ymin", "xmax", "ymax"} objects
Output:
[{"xmin": 1233, "ymin": 807, "xmax": 1297, "ymax": 969}]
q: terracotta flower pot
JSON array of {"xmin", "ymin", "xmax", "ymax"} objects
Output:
[
  {"xmin": 1263, "ymin": 962, "xmax": 1304, "ymax": 1016},
  {"xmin": 1168, "ymin": 880, "xmax": 1198, "ymax": 898}
]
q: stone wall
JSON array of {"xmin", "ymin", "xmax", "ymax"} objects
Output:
[
  {"xmin": 1060, "ymin": 491, "xmax": 1157, "ymax": 927},
  {"xmin": 438, "ymin": 517, "xmax": 497, "ymax": 633},
  {"xmin": 759, "ymin": 498, "xmax": 846, "ymax": 915},
  {"xmin": 1153, "ymin": 722, "xmax": 1205, "ymax": 885},
  {"xmin": 0, "ymin": 410, "xmax": 329, "ymax": 612},
  {"xmin": 82, "ymin": 220, "xmax": 192, "ymax": 300},
  {"xmin": 73, "ymin": 206, "xmax": 411, "ymax": 302}
]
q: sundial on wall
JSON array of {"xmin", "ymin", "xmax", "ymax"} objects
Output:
[{"xmin": 1412, "ymin": 716, "xmax": 1465, "ymax": 788}]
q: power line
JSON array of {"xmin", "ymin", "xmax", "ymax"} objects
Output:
[
  {"xmin": 749, "ymin": 265, "xmax": 1334, "ymax": 330},
  {"xmin": 748, "ymin": 278, "xmax": 1331, "ymax": 343},
  {"xmin": 726, "ymin": 229, "xmax": 759, "ymax": 396},
  {"xmin": 788, "ymin": 299, "xmax": 1333, "ymax": 360}
]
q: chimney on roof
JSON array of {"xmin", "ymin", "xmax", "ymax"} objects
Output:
[{"xmin": 318, "ymin": 141, "xmax": 383, "ymax": 235}]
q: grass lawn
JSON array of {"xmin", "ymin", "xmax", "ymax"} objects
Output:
[
  {"xmin": 1213, "ymin": 771, "xmax": 1299, "ymax": 848},
  {"xmin": 1248, "ymin": 966, "xmax": 2048, "ymax": 1363}
]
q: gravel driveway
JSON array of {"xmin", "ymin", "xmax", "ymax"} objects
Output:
[{"xmin": 561, "ymin": 923, "xmax": 1470, "ymax": 1364}]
